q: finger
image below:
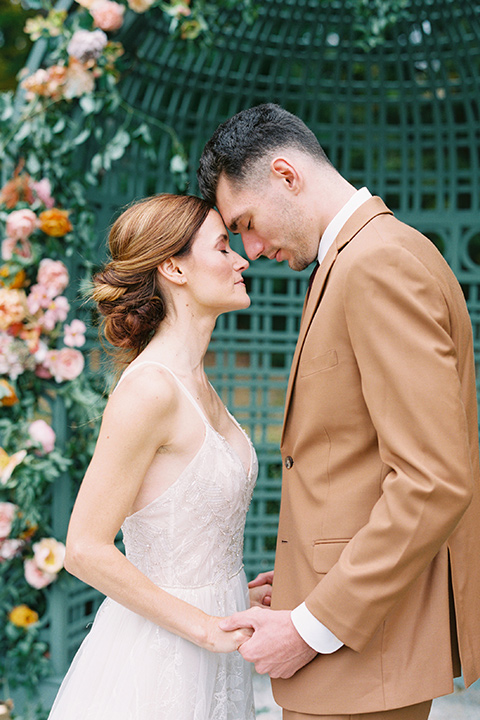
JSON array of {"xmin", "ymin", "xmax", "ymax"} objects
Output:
[
  {"xmin": 219, "ymin": 615, "xmax": 252, "ymax": 632},
  {"xmin": 248, "ymin": 571, "xmax": 273, "ymax": 588}
]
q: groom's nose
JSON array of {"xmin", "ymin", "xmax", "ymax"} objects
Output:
[{"xmin": 241, "ymin": 234, "xmax": 265, "ymax": 261}]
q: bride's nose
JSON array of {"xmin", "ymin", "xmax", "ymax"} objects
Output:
[{"xmin": 233, "ymin": 251, "xmax": 249, "ymax": 272}]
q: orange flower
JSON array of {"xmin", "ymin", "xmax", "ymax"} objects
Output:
[
  {"xmin": 9, "ymin": 604, "xmax": 39, "ymax": 628},
  {"xmin": 0, "ymin": 379, "xmax": 19, "ymax": 406},
  {"xmin": 38, "ymin": 208, "xmax": 72, "ymax": 237},
  {"xmin": 0, "ymin": 164, "xmax": 34, "ymax": 209},
  {"xmin": 0, "ymin": 267, "xmax": 27, "ymax": 289}
]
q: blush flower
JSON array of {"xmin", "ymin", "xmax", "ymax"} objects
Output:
[
  {"xmin": 24, "ymin": 558, "xmax": 56, "ymax": 588},
  {"xmin": 28, "ymin": 419, "xmax": 56, "ymax": 454},
  {"xmin": 64, "ymin": 319, "xmax": 86, "ymax": 348},
  {"xmin": 32, "ymin": 537, "xmax": 66, "ymax": 574},
  {"xmin": 0, "ymin": 538, "xmax": 24, "ymax": 561},
  {"xmin": 0, "ymin": 501, "xmax": 17, "ymax": 539},
  {"xmin": 6, "ymin": 208, "xmax": 38, "ymax": 241},
  {"xmin": 44, "ymin": 347, "xmax": 85, "ymax": 382},
  {"xmin": 1, "ymin": 237, "xmax": 33, "ymax": 261},
  {"xmin": 32, "ymin": 178, "xmax": 55, "ymax": 209},
  {"xmin": 37, "ymin": 258, "xmax": 69, "ymax": 296},
  {"xmin": 91, "ymin": 0, "xmax": 125, "ymax": 30},
  {"xmin": 39, "ymin": 295, "xmax": 70, "ymax": 331},
  {"xmin": 63, "ymin": 58, "xmax": 96, "ymax": 99},
  {"xmin": 39, "ymin": 208, "xmax": 72, "ymax": 237}
]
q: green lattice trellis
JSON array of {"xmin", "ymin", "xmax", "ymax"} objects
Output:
[{"xmin": 24, "ymin": 0, "xmax": 480, "ymax": 701}]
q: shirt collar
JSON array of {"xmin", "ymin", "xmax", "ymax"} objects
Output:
[{"xmin": 317, "ymin": 187, "xmax": 372, "ymax": 264}]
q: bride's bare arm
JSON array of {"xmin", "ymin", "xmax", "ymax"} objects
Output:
[{"xmin": 65, "ymin": 367, "xmax": 250, "ymax": 653}]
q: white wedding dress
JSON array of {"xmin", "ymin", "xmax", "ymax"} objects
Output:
[{"xmin": 48, "ymin": 362, "xmax": 257, "ymax": 720}]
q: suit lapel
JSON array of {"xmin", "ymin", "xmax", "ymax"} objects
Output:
[{"xmin": 281, "ymin": 197, "xmax": 393, "ymax": 445}]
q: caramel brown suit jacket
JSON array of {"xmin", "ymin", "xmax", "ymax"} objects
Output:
[{"xmin": 271, "ymin": 197, "xmax": 480, "ymax": 715}]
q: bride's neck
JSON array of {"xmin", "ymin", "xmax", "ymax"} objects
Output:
[{"xmin": 144, "ymin": 307, "xmax": 216, "ymax": 377}]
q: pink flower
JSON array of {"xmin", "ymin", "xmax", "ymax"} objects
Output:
[
  {"xmin": 32, "ymin": 178, "xmax": 55, "ymax": 209},
  {"xmin": 24, "ymin": 557, "xmax": 56, "ymax": 588},
  {"xmin": 0, "ymin": 502, "xmax": 17, "ymax": 539},
  {"xmin": 28, "ymin": 419, "xmax": 56, "ymax": 454},
  {"xmin": 39, "ymin": 295, "xmax": 70, "ymax": 331},
  {"xmin": 91, "ymin": 0, "xmax": 125, "ymax": 31},
  {"xmin": 6, "ymin": 209, "xmax": 38, "ymax": 241},
  {"xmin": 45, "ymin": 347, "xmax": 85, "ymax": 382},
  {"xmin": 1, "ymin": 237, "xmax": 33, "ymax": 261},
  {"xmin": 27, "ymin": 284, "xmax": 54, "ymax": 314},
  {"xmin": 64, "ymin": 319, "xmax": 86, "ymax": 348},
  {"xmin": 37, "ymin": 258, "xmax": 69, "ymax": 296},
  {"xmin": 0, "ymin": 538, "xmax": 24, "ymax": 561}
]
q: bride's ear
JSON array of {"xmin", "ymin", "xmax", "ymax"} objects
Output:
[{"xmin": 157, "ymin": 258, "xmax": 186, "ymax": 286}]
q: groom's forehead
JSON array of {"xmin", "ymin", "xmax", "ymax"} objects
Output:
[{"xmin": 216, "ymin": 176, "xmax": 249, "ymax": 232}]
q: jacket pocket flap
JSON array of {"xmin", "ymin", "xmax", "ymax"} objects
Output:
[
  {"xmin": 300, "ymin": 349, "xmax": 338, "ymax": 377},
  {"xmin": 313, "ymin": 539, "xmax": 349, "ymax": 574}
]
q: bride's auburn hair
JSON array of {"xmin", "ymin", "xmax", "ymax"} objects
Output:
[{"xmin": 92, "ymin": 194, "xmax": 211, "ymax": 359}]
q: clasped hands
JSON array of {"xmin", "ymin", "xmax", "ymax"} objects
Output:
[{"xmin": 220, "ymin": 571, "xmax": 317, "ymax": 679}]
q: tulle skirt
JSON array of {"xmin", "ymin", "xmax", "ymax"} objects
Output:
[{"xmin": 48, "ymin": 571, "xmax": 255, "ymax": 720}]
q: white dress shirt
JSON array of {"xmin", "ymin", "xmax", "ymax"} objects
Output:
[{"xmin": 290, "ymin": 187, "xmax": 372, "ymax": 654}]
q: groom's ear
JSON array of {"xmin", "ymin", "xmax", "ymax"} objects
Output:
[
  {"xmin": 270, "ymin": 157, "xmax": 301, "ymax": 194},
  {"xmin": 157, "ymin": 258, "xmax": 186, "ymax": 286}
]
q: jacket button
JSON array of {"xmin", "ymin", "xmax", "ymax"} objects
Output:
[{"xmin": 284, "ymin": 456, "xmax": 294, "ymax": 469}]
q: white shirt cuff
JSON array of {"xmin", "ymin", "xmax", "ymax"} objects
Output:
[{"xmin": 291, "ymin": 602, "xmax": 344, "ymax": 654}]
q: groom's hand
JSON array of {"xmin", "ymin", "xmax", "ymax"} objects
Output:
[{"xmin": 219, "ymin": 607, "xmax": 317, "ymax": 678}]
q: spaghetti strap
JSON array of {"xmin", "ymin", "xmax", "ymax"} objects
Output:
[{"xmin": 114, "ymin": 361, "xmax": 209, "ymax": 425}]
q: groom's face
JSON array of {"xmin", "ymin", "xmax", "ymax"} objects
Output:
[{"xmin": 216, "ymin": 173, "xmax": 316, "ymax": 272}]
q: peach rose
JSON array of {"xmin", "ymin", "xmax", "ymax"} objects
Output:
[
  {"xmin": 28, "ymin": 419, "xmax": 56, "ymax": 454},
  {"xmin": 38, "ymin": 208, "xmax": 72, "ymax": 237},
  {"xmin": 6, "ymin": 208, "xmax": 38, "ymax": 241},
  {"xmin": 63, "ymin": 58, "xmax": 96, "ymax": 99},
  {"xmin": 32, "ymin": 537, "xmax": 65, "ymax": 574},
  {"xmin": 91, "ymin": 0, "xmax": 125, "ymax": 31},
  {"xmin": 0, "ymin": 288, "xmax": 28, "ymax": 330},
  {"xmin": 127, "ymin": 0, "xmax": 154, "ymax": 12},
  {"xmin": 45, "ymin": 347, "xmax": 85, "ymax": 382},
  {"xmin": 9, "ymin": 603, "xmax": 39, "ymax": 627},
  {"xmin": 0, "ymin": 501, "xmax": 17, "ymax": 539},
  {"xmin": 37, "ymin": 258, "xmax": 69, "ymax": 296}
]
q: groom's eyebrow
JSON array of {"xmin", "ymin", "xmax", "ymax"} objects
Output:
[{"xmin": 229, "ymin": 215, "xmax": 242, "ymax": 233}]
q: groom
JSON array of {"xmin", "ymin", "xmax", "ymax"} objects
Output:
[{"xmin": 197, "ymin": 104, "xmax": 480, "ymax": 720}]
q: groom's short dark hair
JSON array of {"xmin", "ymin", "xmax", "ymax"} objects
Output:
[{"xmin": 197, "ymin": 103, "xmax": 331, "ymax": 205}]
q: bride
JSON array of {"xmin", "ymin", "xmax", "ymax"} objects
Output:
[{"xmin": 47, "ymin": 194, "xmax": 263, "ymax": 719}]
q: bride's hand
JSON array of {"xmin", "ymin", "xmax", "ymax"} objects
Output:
[{"xmin": 201, "ymin": 616, "xmax": 253, "ymax": 653}]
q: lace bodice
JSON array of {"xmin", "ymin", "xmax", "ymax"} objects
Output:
[{"xmin": 120, "ymin": 363, "xmax": 258, "ymax": 594}]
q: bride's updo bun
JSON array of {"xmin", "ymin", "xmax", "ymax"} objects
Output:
[{"xmin": 92, "ymin": 194, "xmax": 211, "ymax": 358}]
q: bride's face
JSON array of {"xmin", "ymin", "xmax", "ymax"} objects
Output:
[{"xmin": 180, "ymin": 210, "xmax": 251, "ymax": 314}]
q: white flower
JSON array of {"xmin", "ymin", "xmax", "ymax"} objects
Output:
[
  {"xmin": 32, "ymin": 537, "xmax": 66, "ymax": 574},
  {"xmin": 170, "ymin": 154, "xmax": 188, "ymax": 174},
  {"xmin": 67, "ymin": 29, "xmax": 108, "ymax": 63}
]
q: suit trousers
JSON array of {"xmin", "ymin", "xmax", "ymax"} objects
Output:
[{"xmin": 283, "ymin": 699, "xmax": 432, "ymax": 720}]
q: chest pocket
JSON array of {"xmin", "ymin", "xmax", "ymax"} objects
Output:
[{"xmin": 299, "ymin": 349, "xmax": 338, "ymax": 377}]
